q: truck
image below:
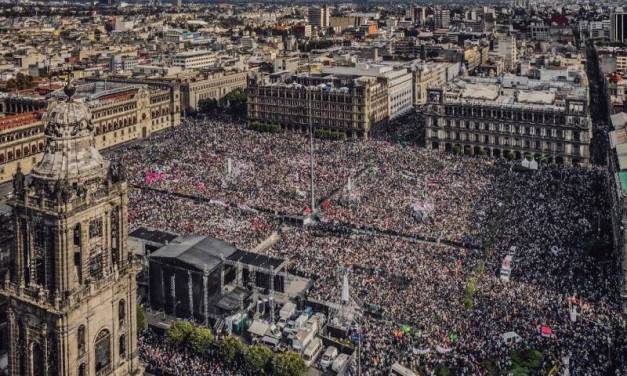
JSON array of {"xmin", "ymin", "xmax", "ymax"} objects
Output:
[
  {"xmin": 291, "ymin": 314, "xmax": 324, "ymax": 352},
  {"xmin": 284, "ymin": 313, "xmax": 308, "ymax": 336},
  {"xmin": 278, "ymin": 302, "xmax": 297, "ymax": 329}
]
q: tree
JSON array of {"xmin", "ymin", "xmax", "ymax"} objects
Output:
[
  {"xmin": 223, "ymin": 88, "xmax": 247, "ymax": 117},
  {"xmin": 189, "ymin": 327, "xmax": 214, "ymax": 356},
  {"xmin": 167, "ymin": 320, "xmax": 193, "ymax": 347},
  {"xmin": 136, "ymin": 305, "xmax": 147, "ymax": 334},
  {"xmin": 246, "ymin": 344, "xmax": 273, "ymax": 374},
  {"xmin": 272, "ymin": 351, "xmax": 307, "ymax": 376},
  {"xmin": 509, "ymin": 349, "xmax": 543, "ymax": 375},
  {"xmin": 218, "ymin": 335, "xmax": 246, "ymax": 364}
]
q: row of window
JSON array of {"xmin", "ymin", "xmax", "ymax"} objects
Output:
[
  {"xmin": 0, "ymin": 125, "xmax": 43, "ymax": 144},
  {"xmin": 437, "ymin": 131, "xmax": 582, "ymax": 155},
  {"xmin": 93, "ymin": 103, "xmax": 137, "ymax": 120},
  {"xmin": 0, "ymin": 142, "xmax": 44, "ymax": 164},
  {"xmin": 437, "ymin": 118, "xmax": 582, "ymax": 141},
  {"xmin": 443, "ymin": 105, "xmax": 571, "ymax": 124}
]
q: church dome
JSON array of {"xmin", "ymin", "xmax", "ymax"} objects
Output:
[
  {"xmin": 45, "ymin": 101, "xmax": 92, "ymax": 130},
  {"xmin": 30, "ymin": 82, "xmax": 107, "ymax": 183}
]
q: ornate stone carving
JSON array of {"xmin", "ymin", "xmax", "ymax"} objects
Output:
[
  {"xmin": 13, "ymin": 167, "xmax": 25, "ymax": 195},
  {"xmin": 108, "ymin": 161, "xmax": 127, "ymax": 183}
]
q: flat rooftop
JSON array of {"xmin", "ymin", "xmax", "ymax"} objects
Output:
[{"xmin": 441, "ymin": 72, "xmax": 588, "ymax": 110}]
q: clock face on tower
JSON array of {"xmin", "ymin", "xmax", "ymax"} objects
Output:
[{"xmin": 1, "ymin": 83, "xmax": 143, "ymax": 376}]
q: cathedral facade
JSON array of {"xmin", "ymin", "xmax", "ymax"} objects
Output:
[{"xmin": 0, "ymin": 83, "xmax": 142, "ymax": 376}]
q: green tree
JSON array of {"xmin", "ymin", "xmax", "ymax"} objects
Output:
[
  {"xmin": 223, "ymin": 88, "xmax": 247, "ymax": 117},
  {"xmin": 509, "ymin": 349, "xmax": 543, "ymax": 375},
  {"xmin": 435, "ymin": 365, "xmax": 451, "ymax": 376},
  {"xmin": 246, "ymin": 344, "xmax": 273, "ymax": 374},
  {"xmin": 167, "ymin": 320, "xmax": 193, "ymax": 347},
  {"xmin": 272, "ymin": 351, "xmax": 307, "ymax": 376},
  {"xmin": 218, "ymin": 335, "xmax": 246, "ymax": 364},
  {"xmin": 189, "ymin": 326, "xmax": 214, "ymax": 356},
  {"xmin": 136, "ymin": 305, "xmax": 147, "ymax": 334}
]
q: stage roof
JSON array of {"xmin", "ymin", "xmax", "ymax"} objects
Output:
[
  {"xmin": 227, "ymin": 249, "xmax": 285, "ymax": 270},
  {"xmin": 130, "ymin": 227, "xmax": 178, "ymax": 245},
  {"xmin": 151, "ymin": 235, "xmax": 238, "ymax": 272}
]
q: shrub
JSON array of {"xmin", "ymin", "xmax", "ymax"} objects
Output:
[
  {"xmin": 272, "ymin": 351, "xmax": 307, "ymax": 376},
  {"xmin": 167, "ymin": 320, "xmax": 193, "ymax": 347},
  {"xmin": 218, "ymin": 335, "xmax": 246, "ymax": 364},
  {"xmin": 189, "ymin": 327, "xmax": 214, "ymax": 356},
  {"xmin": 246, "ymin": 344, "xmax": 274, "ymax": 374}
]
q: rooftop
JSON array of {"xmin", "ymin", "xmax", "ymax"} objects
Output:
[
  {"xmin": 439, "ymin": 71, "xmax": 588, "ymax": 110},
  {"xmin": 0, "ymin": 111, "xmax": 43, "ymax": 132}
]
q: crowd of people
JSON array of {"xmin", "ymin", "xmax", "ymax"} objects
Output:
[
  {"xmin": 139, "ymin": 330, "xmax": 245, "ymax": 376},
  {"xmin": 109, "ymin": 118, "xmax": 626, "ymax": 375}
]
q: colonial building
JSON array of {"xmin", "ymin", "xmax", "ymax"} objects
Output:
[
  {"xmin": 0, "ymin": 112, "xmax": 46, "ymax": 184},
  {"xmin": 424, "ymin": 71, "xmax": 591, "ymax": 165},
  {"xmin": 247, "ymin": 73, "xmax": 388, "ymax": 139},
  {"xmin": 180, "ymin": 69, "xmax": 248, "ymax": 112},
  {"xmin": 0, "ymin": 81, "xmax": 181, "ymax": 183},
  {"xmin": 0, "ymin": 83, "xmax": 142, "ymax": 376}
]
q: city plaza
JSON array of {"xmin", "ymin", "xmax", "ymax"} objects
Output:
[{"xmin": 106, "ymin": 116, "xmax": 626, "ymax": 375}]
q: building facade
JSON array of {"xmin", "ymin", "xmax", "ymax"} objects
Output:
[
  {"xmin": 611, "ymin": 9, "xmax": 627, "ymax": 45},
  {"xmin": 308, "ymin": 5, "xmax": 331, "ymax": 28},
  {"xmin": 181, "ymin": 70, "xmax": 248, "ymax": 112},
  {"xmin": 247, "ymin": 73, "xmax": 388, "ymax": 139},
  {"xmin": 322, "ymin": 64, "xmax": 413, "ymax": 120},
  {"xmin": 0, "ymin": 83, "xmax": 142, "ymax": 376},
  {"xmin": 0, "ymin": 81, "xmax": 181, "ymax": 183},
  {"xmin": 424, "ymin": 74, "xmax": 591, "ymax": 165},
  {"xmin": 172, "ymin": 50, "xmax": 216, "ymax": 70},
  {"xmin": 0, "ymin": 112, "xmax": 46, "ymax": 185}
]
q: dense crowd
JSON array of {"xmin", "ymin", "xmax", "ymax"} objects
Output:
[
  {"xmin": 109, "ymin": 119, "xmax": 626, "ymax": 375},
  {"xmin": 139, "ymin": 331, "xmax": 245, "ymax": 376}
]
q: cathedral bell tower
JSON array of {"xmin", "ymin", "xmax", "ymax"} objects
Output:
[{"xmin": 0, "ymin": 82, "xmax": 143, "ymax": 376}]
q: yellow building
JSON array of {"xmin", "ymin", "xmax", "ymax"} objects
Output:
[{"xmin": 0, "ymin": 81, "xmax": 181, "ymax": 183}]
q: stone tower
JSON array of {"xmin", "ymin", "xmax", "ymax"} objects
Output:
[{"xmin": 0, "ymin": 83, "xmax": 142, "ymax": 376}]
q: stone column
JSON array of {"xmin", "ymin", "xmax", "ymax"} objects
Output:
[
  {"xmin": 14, "ymin": 219, "xmax": 24, "ymax": 285},
  {"xmin": 41, "ymin": 323, "xmax": 48, "ymax": 376},
  {"xmin": 7, "ymin": 307, "xmax": 18, "ymax": 376}
]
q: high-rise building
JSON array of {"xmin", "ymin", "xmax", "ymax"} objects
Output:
[
  {"xmin": 435, "ymin": 8, "xmax": 450, "ymax": 29},
  {"xmin": 0, "ymin": 83, "xmax": 142, "ymax": 376},
  {"xmin": 413, "ymin": 6, "xmax": 426, "ymax": 25},
  {"xmin": 308, "ymin": 5, "xmax": 331, "ymax": 28},
  {"xmin": 610, "ymin": 8, "xmax": 627, "ymax": 44}
]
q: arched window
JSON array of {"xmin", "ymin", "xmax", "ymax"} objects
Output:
[
  {"xmin": 78, "ymin": 363, "xmax": 86, "ymax": 376},
  {"xmin": 118, "ymin": 300, "xmax": 125, "ymax": 327},
  {"xmin": 78, "ymin": 325, "xmax": 86, "ymax": 355},
  {"xmin": 94, "ymin": 329, "xmax": 111, "ymax": 373}
]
